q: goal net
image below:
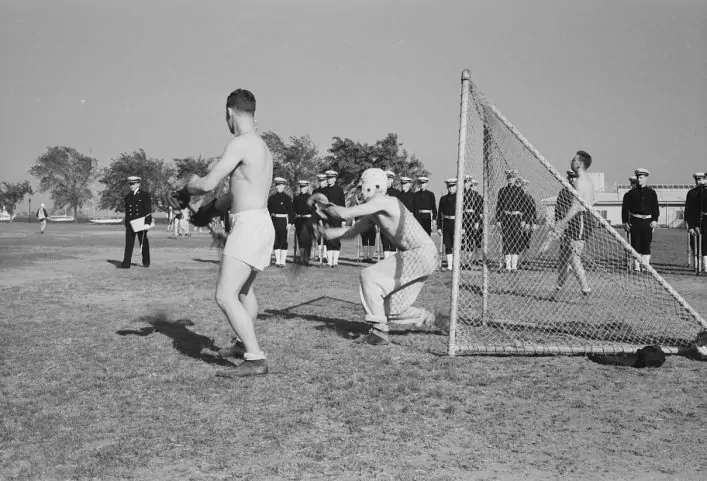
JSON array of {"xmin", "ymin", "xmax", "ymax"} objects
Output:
[{"xmin": 448, "ymin": 70, "xmax": 706, "ymax": 356}]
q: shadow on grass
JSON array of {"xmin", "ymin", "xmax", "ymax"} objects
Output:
[
  {"xmin": 116, "ymin": 313, "xmax": 235, "ymax": 367},
  {"xmin": 107, "ymin": 259, "xmax": 129, "ymax": 268},
  {"xmin": 192, "ymin": 258, "xmax": 220, "ymax": 264}
]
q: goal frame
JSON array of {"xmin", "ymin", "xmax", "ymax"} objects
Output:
[{"xmin": 447, "ymin": 69, "xmax": 707, "ymax": 356}]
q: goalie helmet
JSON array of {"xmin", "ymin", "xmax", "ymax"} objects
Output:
[{"xmin": 360, "ymin": 168, "xmax": 387, "ymax": 200}]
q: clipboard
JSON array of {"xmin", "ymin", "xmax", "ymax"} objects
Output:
[{"xmin": 129, "ymin": 216, "xmax": 154, "ymax": 232}]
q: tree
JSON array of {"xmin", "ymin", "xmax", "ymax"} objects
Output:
[
  {"xmin": 97, "ymin": 149, "xmax": 176, "ymax": 213},
  {"xmin": 323, "ymin": 137, "xmax": 376, "ymax": 191},
  {"xmin": 371, "ymin": 133, "xmax": 429, "ymax": 190},
  {"xmin": 0, "ymin": 181, "xmax": 33, "ymax": 218},
  {"xmin": 172, "ymin": 155, "xmax": 228, "ymax": 205},
  {"xmin": 263, "ymin": 132, "xmax": 324, "ymax": 195},
  {"xmin": 29, "ymin": 146, "xmax": 99, "ymax": 220}
]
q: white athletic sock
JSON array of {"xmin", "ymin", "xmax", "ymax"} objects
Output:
[
  {"xmin": 327, "ymin": 251, "xmax": 333, "ymax": 266},
  {"xmin": 280, "ymin": 249, "xmax": 288, "ymax": 265},
  {"xmin": 274, "ymin": 250, "xmax": 281, "ymax": 264},
  {"xmin": 505, "ymin": 255, "xmax": 512, "ymax": 271},
  {"xmin": 511, "ymin": 254, "xmax": 518, "ymax": 270},
  {"xmin": 702, "ymin": 256, "xmax": 707, "ymax": 271},
  {"xmin": 642, "ymin": 254, "xmax": 650, "ymax": 267},
  {"xmin": 634, "ymin": 259, "xmax": 641, "ymax": 271},
  {"xmin": 244, "ymin": 351, "xmax": 266, "ymax": 361},
  {"xmin": 446, "ymin": 254, "xmax": 453, "ymax": 270},
  {"xmin": 333, "ymin": 250, "xmax": 340, "ymax": 265}
]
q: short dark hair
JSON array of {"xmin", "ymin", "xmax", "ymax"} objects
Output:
[
  {"xmin": 575, "ymin": 150, "xmax": 592, "ymax": 169},
  {"xmin": 226, "ymin": 89, "xmax": 256, "ymax": 114}
]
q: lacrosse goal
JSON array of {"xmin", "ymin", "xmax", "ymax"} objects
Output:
[{"xmin": 448, "ymin": 69, "xmax": 706, "ymax": 356}]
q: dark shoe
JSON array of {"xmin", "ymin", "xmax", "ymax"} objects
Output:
[
  {"xmin": 217, "ymin": 340, "xmax": 246, "ymax": 358},
  {"xmin": 142, "ymin": 264, "xmax": 150, "ymax": 268},
  {"xmin": 118, "ymin": 264, "xmax": 130, "ymax": 269},
  {"xmin": 215, "ymin": 360, "xmax": 269, "ymax": 378}
]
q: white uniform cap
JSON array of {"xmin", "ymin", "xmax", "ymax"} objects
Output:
[
  {"xmin": 298, "ymin": 180, "xmax": 310, "ymax": 186},
  {"xmin": 634, "ymin": 168, "xmax": 650, "ymax": 177},
  {"xmin": 417, "ymin": 176, "xmax": 430, "ymax": 183},
  {"xmin": 325, "ymin": 170, "xmax": 338, "ymax": 178},
  {"xmin": 400, "ymin": 176, "xmax": 412, "ymax": 183},
  {"xmin": 274, "ymin": 177, "xmax": 287, "ymax": 185},
  {"xmin": 505, "ymin": 169, "xmax": 518, "ymax": 179},
  {"xmin": 316, "ymin": 173, "xmax": 327, "ymax": 180},
  {"xmin": 445, "ymin": 178, "xmax": 457, "ymax": 186},
  {"xmin": 127, "ymin": 176, "xmax": 141, "ymax": 182},
  {"xmin": 692, "ymin": 172, "xmax": 705, "ymax": 179},
  {"xmin": 385, "ymin": 170, "xmax": 396, "ymax": 178}
]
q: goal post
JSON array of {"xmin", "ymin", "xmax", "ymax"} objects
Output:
[{"xmin": 448, "ymin": 69, "xmax": 707, "ymax": 356}]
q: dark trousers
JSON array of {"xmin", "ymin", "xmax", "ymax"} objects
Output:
[
  {"xmin": 295, "ymin": 217, "xmax": 313, "ymax": 260},
  {"xmin": 690, "ymin": 217, "xmax": 707, "ymax": 253},
  {"xmin": 630, "ymin": 217, "xmax": 653, "ymax": 255},
  {"xmin": 325, "ymin": 219, "xmax": 342, "ymax": 250},
  {"xmin": 416, "ymin": 214, "xmax": 432, "ymax": 236},
  {"xmin": 442, "ymin": 218, "xmax": 455, "ymax": 254},
  {"xmin": 361, "ymin": 225, "xmax": 377, "ymax": 246},
  {"xmin": 123, "ymin": 228, "xmax": 150, "ymax": 266},
  {"xmin": 462, "ymin": 214, "xmax": 482, "ymax": 251},
  {"xmin": 272, "ymin": 217, "xmax": 288, "ymax": 249},
  {"xmin": 500, "ymin": 215, "xmax": 523, "ymax": 255}
]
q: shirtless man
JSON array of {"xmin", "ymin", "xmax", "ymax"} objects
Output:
[
  {"xmin": 183, "ymin": 89, "xmax": 274, "ymax": 377},
  {"xmin": 313, "ymin": 168, "xmax": 439, "ymax": 345},
  {"xmin": 553, "ymin": 150, "xmax": 595, "ymax": 296}
]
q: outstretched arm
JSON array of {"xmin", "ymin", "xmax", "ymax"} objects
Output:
[
  {"xmin": 322, "ymin": 196, "xmax": 388, "ymax": 221},
  {"xmin": 187, "ymin": 139, "xmax": 242, "ymax": 194},
  {"xmin": 321, "ymin": 216, "xmax": 375, "ymax": 241}
]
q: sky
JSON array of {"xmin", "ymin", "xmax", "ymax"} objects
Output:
[{"xmin": 1, "ymin": 0, "xmax": 705, "ymax": 211}]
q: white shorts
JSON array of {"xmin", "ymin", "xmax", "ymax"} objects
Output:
[{"xmin": 222, "ymin": 209, "xmax": 275, "ymax": 271}]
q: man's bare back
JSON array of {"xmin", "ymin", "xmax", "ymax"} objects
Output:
[{"xmin": 189, "ymin": 132, "xmax": 273, "ymax": 213}]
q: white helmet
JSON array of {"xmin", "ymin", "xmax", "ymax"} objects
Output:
[{"xmin": 360, "ymin": 168, "xmax": 387, "ymax": 199}]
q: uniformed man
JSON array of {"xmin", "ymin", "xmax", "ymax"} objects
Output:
[
  {"xmin": 685, "ymin": 172, "xmax": 707, "ymax": 272},
  {"xmin": 293, "ymin": 180, "xmax": 314, "ymax": 265},
  {"xmin": 462, "ymin": 175, "xmax": 483, "ymax": 259},
  {"xmin": 324, "ymin": 170, "xmax": 346, "ymax": 267},
  {"xmin": 381, "ymin": 170, "xmax": 401, "ymax": 257},
  {"xmin": 622, "ymin": 168, "xmax": 659, "ymax": 272},
  {"xmin": 120, "ymin": 176, "xmax": 152, "ymax": 268},
  {"xmin": 313, "ymin": 173, "xmax": 329, "ymax": 261},
  {"xmin": 496, "ymin": 169, "xmax": 525, "ymax": 272},
  {"xmin": 517, "ymin": 177, "xmax": 537, "ymax": 259},
  {"xmin": 268, "ymin": 177, "xmax": 294, "ymax": 267},
  {"xmin": 414, "ymin": 176, "xmax": 437, "ymax": 236},
  {"xmin": 36, "ymin": 203, "xmax": 48, "ymax": 234},
  {"xmin": 397, "ymin": 176, "xmax": 416, "ymax": 214},
  {"xmin": 437, "ymin": 178, "xmax": 458, "ymax": 271}
]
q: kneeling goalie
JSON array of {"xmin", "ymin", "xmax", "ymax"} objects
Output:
[{"xmin": 311, "ymin": 168, "xmax": 439, "ymax": 345}]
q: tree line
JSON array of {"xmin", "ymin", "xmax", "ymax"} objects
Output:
[{"xmin": 1, "ymin": 132, "xmax": 429, "ymax": 219}]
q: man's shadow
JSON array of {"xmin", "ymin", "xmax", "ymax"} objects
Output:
[
  {"xmin": 192, "ymin": 258, "xmax": 220, "ymax": 265},
  {"xmin": 116, "ymin": 312, "xmax": 235, "ymax": 366},
  {"xmin": 107, "ymin": 259, "xmax": 130, "ymax": 267}
]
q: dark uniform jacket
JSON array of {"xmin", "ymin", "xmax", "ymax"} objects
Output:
[
  {"xmin": 685, "ymin": 186, "xmax": 706, "ymax": 230},
  {"xmin": 398, "ymin": 190, "xmax": 416, "ymax": 214},
  {"xmin": 124, "ymin": 189, "xmax": 152, "ymax": 228},
  {"xmin": 387, "ymin": 186, "xmax": 401, "ymax": 199},
  {"xmin": 293, "ymin": 193, "xmax": 312, "ymax": 218},
  {"xmin": 495, "ymin": 185, "xmax": 525, "ymax": 222},
  {"xmin": 414, "ymin": 190, "xmax": 437, "ymax": 218},
  {"xmin": 326, "ymin": 185, "xmax": 346, "ymax": 208},
  {"xmin": 268, "ymin": 192, "xmax": 294, "ymax": 223},
  {"xmin": 463, "ymin": 190, "xmax": 483, "ymax": 223},
  {"xmin": 621, "ymin": 186, "xmax": 659, "ymax": 224},
  {"xmin": 518, "ymin": 190, "xmax": 537, "ymax": 225},
  {"xmin": 437, "ymin": 193, "xmax": 457, "ymax": 226}
]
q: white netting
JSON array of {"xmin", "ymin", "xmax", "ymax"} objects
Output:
[{"xmin": 449, "ymin": 71, "xmax": 707, "ymax": 355}]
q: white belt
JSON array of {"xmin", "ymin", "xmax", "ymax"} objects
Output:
[
  {"xmin": 630, "ymin": 213, "xmax": 652, "ymax": 219},
  {"xmin": 271, "ymin": 213, "xmax": 289, "ymax": 218},
  {"xmin": 418, "ymin": 210, "xmax": 432, "ymax": 214},
  {"xmin": 442, "ymin": 215, "xmax": 455, "ymax": 220},
  {"xmin": 296, "ymin": 214, "xmax": 312, "ymax": 218},
  {"xmin": 504, "ymin": 211, "xmax": 522, "ymax": 215}
]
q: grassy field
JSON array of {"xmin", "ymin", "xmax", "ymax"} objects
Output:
[{"xmin": 1, "ymin": 223, "xmax": 706, "ymax": 481}]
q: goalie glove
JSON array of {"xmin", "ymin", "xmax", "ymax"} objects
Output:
[
  {"xmin": 170, "ymin": 186, "xmax": 192, "ymax": 210},
  {"xmin": 191, "ymin": 199, "xmax": 220, "ymax": 227}
]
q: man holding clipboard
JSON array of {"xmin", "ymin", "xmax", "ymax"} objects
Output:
[{"xmin": 120, "ymin": 176, "xmax": 153, "ymax": 268}]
